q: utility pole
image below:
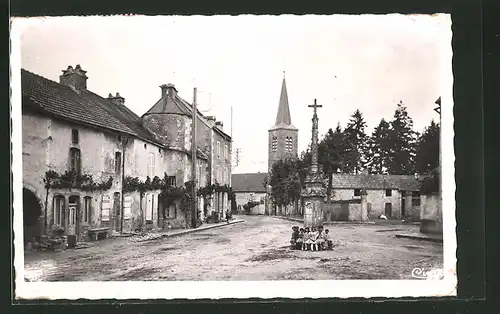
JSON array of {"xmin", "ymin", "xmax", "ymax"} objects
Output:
[{"xmin": 191, "ymin": 87, "xmax": 198, "ymax": 228}]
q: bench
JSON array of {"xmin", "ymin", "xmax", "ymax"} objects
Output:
[{"xmin": 88, "ymin": 228, "xmax": 109, "ymax": 241}]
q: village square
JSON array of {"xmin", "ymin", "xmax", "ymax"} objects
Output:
[{"xmin": 18, "ymin": 16, "xmax": 445, "ymax": 282}]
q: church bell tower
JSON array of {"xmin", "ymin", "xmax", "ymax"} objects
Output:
[{"xmin": 268, "ymin": 74, "xmax": 299, "ymax": 172}]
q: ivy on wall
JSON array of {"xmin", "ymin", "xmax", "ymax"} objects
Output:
[
  {"xmin": 43, "ymin": 170, "xmax": 113, "ymax": 192},
  {"xmin": 123, "ymin": 174, "xmax": 234, "ymax": 202}
]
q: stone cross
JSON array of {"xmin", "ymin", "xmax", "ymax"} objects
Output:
[{"xmin": 308, "ymin": 99, "xmax": 322, "ymax": 174}]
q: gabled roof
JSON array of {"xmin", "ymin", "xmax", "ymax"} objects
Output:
[
  {"xmin": 21, "ymin": 69, "xmax": 161, "ymax": 146},
  {"xmin": 329, "ymin": 174, "xmax": 420, "ymax": 191},
  {"xmin": 231, "ymin": 173, "xmax": 268, "ymax": 193},
  {"xmin": 269, "ymin": 77, "xmax": 298, "ymax": 131}
]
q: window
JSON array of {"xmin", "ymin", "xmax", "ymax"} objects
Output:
[
  {"xmin": 167, "ymin": 203, "xmax": 177, "ymax": 218},
  {"xmin": 166, "ymin": 176, "xmax": 176, "ymax": 187},
  {"xmin": 83, "ymin": 196, "xmax": 92, "ymax": 223},
  {"xmin": 71, "ymin": 129, "xmax": 79, "ymax": 144},
  {"xmin": 354, "ymin": 189, "xmax": 361, "ymax": 196},
  {"xmin": 272, "ymin": 136, "xmax": 278, "ymax": 152},
  {"xmin": 225, "ymin": 167, "xmax": 229, "ymax": 184},
  {"xmin": 217, "ymin": 141, "xmax": 221, "ymax": 159},
  {"xmin": 285, "ymin": 136, "xmax": 293, "ymax": 152},
  {"xmin": 198, "ymin": 163, "xmax": 203, "ymax": 184},
  {"xmin": 52, "ymin": 195, "xmax": 65, "ymax": 225},
  {"xmin": 148, "ymin": 152, "xmax": 155, "ymax": 177},
  {"xmin": 216, "ymin": 165, "xmax": 220, "ymax": 183},
  {"xmin": 69, "ymin": 148, "xmax": 81, "ymax": 174},
  {"xmin": 385, "ymin": 189, "xmax": 392, "ymax": 197},
  {"xmin": 115, "ymin": 152, "xmax": 122, "ymax": 174},
  {"xmin": 224, "ymin": 144, "xmax": 228, "ymax": 159}
]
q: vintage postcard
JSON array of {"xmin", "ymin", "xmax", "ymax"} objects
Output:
[{"xmin": 11, "ymin": 14, "xmax": 456, "ymax": 300}]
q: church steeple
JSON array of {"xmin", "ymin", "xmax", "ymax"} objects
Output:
[
  {"xmin": 268, "ymin": 75, "xmax": 299, "ymax": 172},
  {"xmin": 270, "ymin": 75, "xmax": 297, "ymax": 131}
]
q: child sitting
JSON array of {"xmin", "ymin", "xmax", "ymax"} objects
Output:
[
  {"xmin": 316, "ymin": 226, "xmax": 325, "ymax": 251},
  {"xmin": 324, "ymin": 229, "xmax": 333, "ymax": 250},
  {"xmin": 303, "ymin": 228, "xmax": 311, "ymax": 250},
  {"xmin": 290, "ymin": 226, "xmax": 300, "ymax": 248},
  {"xmin": 296, "ymin": 228, "xmax": 305, "ymax": 250},
  {"xmin": 309, "ymin": 227, "xmax": 319, "ymax": 251}
]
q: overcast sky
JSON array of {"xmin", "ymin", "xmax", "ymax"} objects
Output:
[{"xmin": 17, "ymin": 14, "xmax": 452, "ymax": 174}]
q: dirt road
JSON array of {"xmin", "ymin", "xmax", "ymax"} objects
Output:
[{"xmin": 24, "ymin": 216, "xmax": 443, "ymax": 281}]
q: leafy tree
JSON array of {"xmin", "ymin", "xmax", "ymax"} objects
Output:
[
  {"xmin": 318, "ymin": 124, "xmax": 345, "ymax": 199},
  {"xmin": 386, "ymin": 101, "xmax": 418, "ymax": 175},
  {"xmin": 415, "ymin": 120, "xmax": 440, "ymax": 175},
  {"xmin": 268, "ymin": 158, "xmax": 302, "ymax": 208},
  {"xmin": 366, "ymin": 118, "xmax": 392, "ymax": 174},
  {"xmin": 297, "ymin": 148, "xmax": 312, "ymax": 188},
  {"xmin": 343, "ymin": 109, "xmax": 369, "ymax": 173}
]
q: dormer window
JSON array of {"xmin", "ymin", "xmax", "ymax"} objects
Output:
[
  {"xmin": 71, "ymin": 129, "xmax": 79, "ymax": 144},
  {"xmin": 272, "ymin": 136, "xmax": 278, "ymax": 152}
]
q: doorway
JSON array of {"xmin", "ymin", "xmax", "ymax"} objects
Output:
[
  {"xmin": 384, "ymin": 202, "xmax": 392, "ymax": 217},
  {"xmin": 67, "ymin": 195, "xmax": 80, "ymax": 238},
  {"xmin": 401, "ymin": 198, "xmax": 406, "ymax": 217},
  {"xmin": 113, "ymin": 192, "xmax": 121, "ymax": 232},
  {"xmin": 23, "ymin": 188, "xmax": 42, "ymax": 243}
]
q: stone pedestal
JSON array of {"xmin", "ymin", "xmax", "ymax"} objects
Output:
[{"xmin": 302, "ymin": 172, "xmax": 326, "ymax": 228}]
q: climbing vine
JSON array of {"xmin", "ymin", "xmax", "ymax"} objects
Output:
[
  {"xmin": 43, "ymin": 170, "xmax": 113, "ymax": 192},
  {"xmin": 197, "ymin": 183, "xmax": 233, "ymax": 197}
]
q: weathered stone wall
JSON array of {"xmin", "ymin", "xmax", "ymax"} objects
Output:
[
  {"xmin": 23, "ymin": 111, "xmax": 128, "ymax": 240},
  {"xmin": 212, "ymin": 130, "xmax": 232, "ymax": 186},
  {"xmin": 142, "ymin": 114, "xmax": 187, "ymax": 150},
  {"xmin": 330, "ymin": 188, "xmax": 403, "ymax": 219},
  {"xmin": 420, "ymin": 193, "xmax": 442, "ymax": 234}
]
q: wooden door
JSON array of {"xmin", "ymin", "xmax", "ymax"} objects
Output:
[
  {"xmin": 385, "ymin": 202, "xmax": 392, "ymax": 217},
  {"xmin": 67, "ymin": 195, "xmax": 79, "ymax": 236}
]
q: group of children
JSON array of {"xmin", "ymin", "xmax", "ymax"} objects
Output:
[{"xmin": 290, "ymin": 225, "xmax": 333, "ymax": 251}]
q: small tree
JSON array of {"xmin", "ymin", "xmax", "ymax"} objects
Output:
[{"xmin": 268, "ymin": 158, "xmax": 302, "ymax": 209}]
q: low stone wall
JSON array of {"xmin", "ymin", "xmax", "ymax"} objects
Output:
[
  {"xmin": 420, "ymin": 193, "xmax": 442, "ymax": 234},
  {"xmin": 323, "ymin": 199, "xmax": 361, "ymax": 222}
]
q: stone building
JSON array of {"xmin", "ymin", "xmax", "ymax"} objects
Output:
[
  {"xmin": 326, "ymin": 173, "xmax": 421, "ymax": 220},
  {"xmin": 21, "ymin": 65, "xmax": 231, "ymax": 243},
  {"xmin": 231, "ymin": 173, "xmax": 267, "ymax": 215}
]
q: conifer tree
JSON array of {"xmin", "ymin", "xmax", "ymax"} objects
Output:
[
  {"xmin": 386, "ymin": 101, "xmax": 418, "ymax": 175},
  {"xmin": 415, "ymin": 120, "xmax": 440, "ymax": 175},
  {"xmin": 343, "ymin": 109, "xmax": 369, "ymax": 174},
  {"xmin": 366, "ymin": 118, "xmax": 392, "ymax": 174}
]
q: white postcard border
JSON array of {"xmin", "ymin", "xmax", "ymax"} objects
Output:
[{"xmin": 11, "ymin": 14, "xmax": 456, "ymax": 300}]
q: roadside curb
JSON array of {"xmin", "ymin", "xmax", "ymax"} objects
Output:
[
  {"xmin": 272, "ymin": 216, "xmax": 375, "ymax": 225},
  {"xmin": 395, "ymin": 233, "xmax": 443, "ymax": 243},
  {"xmin": 160, "ymin": 219, "xmax": 245, "ymax": 239}
]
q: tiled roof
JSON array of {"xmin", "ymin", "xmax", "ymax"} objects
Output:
[
  {"xmin": 329, "ymin": 174, "xmax": 420, "ymax": 191},
  {"xmin": 21, "ymin": 69, "xmax": 161, "ymax": 145},
  {"xmin": 231, "ymin": 173, "xmax": 268, "ymax": 192}
]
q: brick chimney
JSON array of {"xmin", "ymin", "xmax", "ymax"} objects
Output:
[
  {"xmin": 107, "ymin": 92, "xmax": 125, "ymax": 106},
  {"xmin": 160, "ymin": 83, "xmax": 177, "ymax": 98},
  {"xmin": 215, "ymin": 121, "xmax": 224, "ymax": 130},
  {"xmin": 205, "ymin": 116, "xmax": 216, "ymax": 127},
  {"xmin": 60, "ymin": 65, "xmax": 88, "ymax": 90}
]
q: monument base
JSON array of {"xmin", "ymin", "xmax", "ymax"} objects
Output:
[{"xmin": 302, "ymin": 196, "xmax": 324, "ymax": 228}]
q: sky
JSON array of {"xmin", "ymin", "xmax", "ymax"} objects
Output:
[{"xmin": 16, "ymin": 14, "xmax": 452, "ymax": 174}]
